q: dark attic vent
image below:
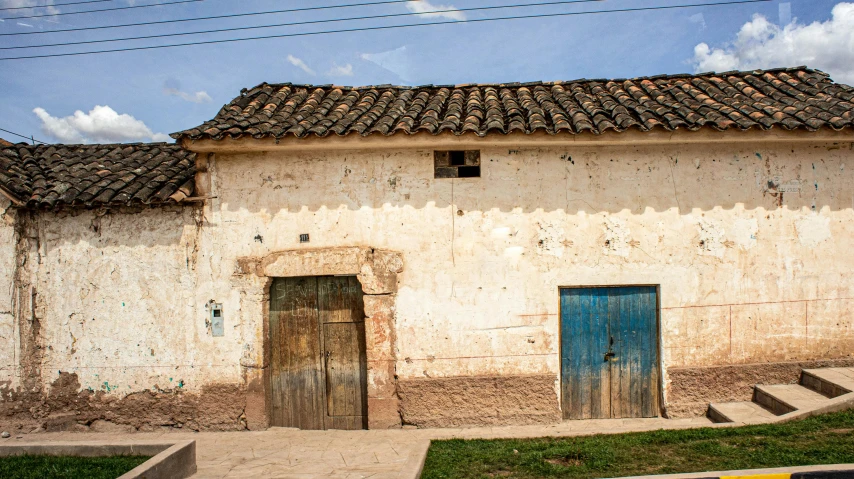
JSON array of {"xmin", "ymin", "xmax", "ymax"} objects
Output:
[{"xmin": 434, "ymin": 150, "xmax": 480, "ymax": 179}]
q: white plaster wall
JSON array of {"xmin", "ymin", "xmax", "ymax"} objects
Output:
[
  {"xmin": 31, "ymin": 207, "xmax": 244, "ymax": 394},
  {"xmin": 203, "ymin": 142, "xmax": 854, "ymax": 392},
  {"xmin": 0, "ymin": 199, "xmax": 17, "ymax": 389}
]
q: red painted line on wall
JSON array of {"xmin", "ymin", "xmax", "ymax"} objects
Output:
[
  {"xmin": 661, "ymin": 296, "xmax": 854, "ymax": 310},
  {"xmin": 368, "ymin": 352, "xmax": 555, "ymax": 363}
]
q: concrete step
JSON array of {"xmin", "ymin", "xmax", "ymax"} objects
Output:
[
  {"xmin": 802, "ymin": 368, "xmax": 854, "ymax": 398},
  {"xmin": 708, "ymin": 401, "xmax": 777, "ymax": 423},
  {"xmin": 754, "ymin": 384, "xmax": 831, "ymax": 415}
]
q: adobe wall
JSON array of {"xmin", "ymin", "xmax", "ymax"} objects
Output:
[
  {"xmin": 0, "ymin": 199, "xmax": 18, "ymax": 393},
  {"xmin": 204, "ymin": 141, "xmax": 854, "ymax": 425},
  {"xmin": 2, "ymin": 139, "xmax": 854, "ymax": 432},
  {"xmin": 0, "ymin": 205, "xmax": 252, "ymax": 433}
]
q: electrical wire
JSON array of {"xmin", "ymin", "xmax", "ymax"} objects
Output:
[
  {"xmin": 0, "ymin": 0, "xmax": 774, "ymax": 61},
  {"xmin": 2, "ymin": 0, "xmax": 606, "ymax": 50},
  {"xmin": 2, "ymin": 0, "xmax": 206, "ymax": 20},
  {"xmin": 1, "ymin": 0, "xmax": 416, "ymax": 35},
  {"xmin": 0, "ymin": 0, "xmax": 111, "ymax": 11},
  {"xmin": 0, "ymin": 128, "xmax": 46, "ymax": 144}
]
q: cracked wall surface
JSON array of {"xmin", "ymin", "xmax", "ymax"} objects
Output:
[
  {"xmin": 0, "ymin": 199, "xmax": 17, "ymax": 393},
  {"xmin": 3, "ymin": 140, "xmax": 854, "ymax": 430}
]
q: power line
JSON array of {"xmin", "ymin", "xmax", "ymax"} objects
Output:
[
  {"xmin": 0, "ymin": 0, "xmax": 774, "ymax": 61},
  {"xmin": 1, "ymin": 0, "xmax": 416, "ymax": 36},
  {"xmin": 0, "ymin": 0, "xmax": 111, "ymax": 11},
  {"xmin": 2, "ymin": 0, "xmax": 205, "ymax": 20},
  {"xmin": 0, "ymin": 128, "xmax": 46, "ymax": 144},
  {"xmin": 2, "ymin": 0, "xmax": 606, "ymax": 50}
]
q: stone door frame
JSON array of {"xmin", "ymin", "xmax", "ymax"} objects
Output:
[{"xmin": 250, "ymin": 247, "xmax": 402, "ymax": 430}]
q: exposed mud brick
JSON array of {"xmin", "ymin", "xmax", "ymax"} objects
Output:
[
  {"xmin": 367, "ymin": 360, "xmax": 397, "ymax": 398},
  {"xmin": 667, "ymin": 358, "xmax": 854, "ymax": 417},
  {"xmin": 368, "ymin": 397, "xmax": 401, "ymax": 429},
  {"xmin": 235, "ymin": 257, "xmax": 261, "ymax": 275},
  {"xmin": 0, "ymin": 373, "xmax": 249, "ymax": 432},
  {"xmin": 398, "ymin": 375, "xmax": 560, "ymax": 427},
  {"xmin": 365, "ymin": 315, "xmax": 394, "ymax": 362},
  {"xmin": 244, "ymin": 373, "xmax": 269, "ymax": 431},
  {"xmin": 261, "ymin": 247, "xmax": 363, "ymax": 277},
  {"xmin": 363, "ymin": 294, "xmax": 395, "ymax": 320}
]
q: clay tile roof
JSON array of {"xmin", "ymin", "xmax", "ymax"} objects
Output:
[
  {"xmin": 173, "ymin": 67, "xmax": 854, "ymax": 141},
  {"xmin": 0, "ymin": 138, "xmax": 11, "ymax": 147},
  {"xmin": 0, "ymin": 142, "xmax": 195, "ymax": 209}
]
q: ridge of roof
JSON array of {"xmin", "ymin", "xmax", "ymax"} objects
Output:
[
  {"xmin": 173, "ymin": 66, "xmax": 854, "ymax": 142},
  {"xmin": 237, "ymin": 66, "xmax": 826, "ymax": 94}
]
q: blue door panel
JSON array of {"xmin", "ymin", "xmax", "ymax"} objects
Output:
[{"xmin": 560, "ymin": 286, "xmax": 659, "ymax": 419}]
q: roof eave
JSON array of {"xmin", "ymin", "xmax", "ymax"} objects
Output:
[{"xmin": 178, "ymin": 127, "xmax": 854, "ymax": 154}]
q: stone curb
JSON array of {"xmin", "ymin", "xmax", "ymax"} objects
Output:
[
  {"xmin": 119, "ymin": 440, "xmax": 196, "ymax": 479},
  {"xmin": 0, "ymin": 440, "xmax": 196, "ymax": 479},
  {"xmin": 606, "ymin": 463, "xmax": 854, "ymax": 479},
  {"xmin": 399, "ymin": 439, "xmax": 430, "ymax": 479}
]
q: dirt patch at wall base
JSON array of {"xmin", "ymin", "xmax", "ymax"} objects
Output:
[
  {"xmin": 667, "ymin": 357, "xmax": 854, "ymax": 417},
  {"xmin": 0, "ymin": 373, "xmax": 248, "ymax": 433},
  {"xmin": 398, "ymin": 374, "xmax": 560, "ymax": 428}
]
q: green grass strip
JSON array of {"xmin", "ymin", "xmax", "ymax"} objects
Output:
[
  {"xmin": 0, "ymin": 454, "xmax": 150, "ymax": 479},
  {"xmin": 422, "ymin": 409, "xmax": 854, "ymax": 478}
]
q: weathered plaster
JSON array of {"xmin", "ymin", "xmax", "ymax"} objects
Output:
[
  {"xmin": 197, "ymin": 141, "xmax": 854, "ymax": 421},
  {"xmin": 0, "ymin": 199, "xmax": 17, "ymax": 392},
  {"xmin": 3, "ymin": 138, "xmax": 854, "ymax": 430}
]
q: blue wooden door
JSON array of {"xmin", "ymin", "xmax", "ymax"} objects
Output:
[{"xmin": 560, "ymin": 287, "xmax": 659, "ymax": 419}]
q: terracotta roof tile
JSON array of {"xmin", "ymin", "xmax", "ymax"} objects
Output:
[
  {"xmin": 174, "ymin": 67, "xmax": 854, "ymax": 141},
  {"xmin": 0, "ymin": 143, "xmax": 195, "ymax": 209}
]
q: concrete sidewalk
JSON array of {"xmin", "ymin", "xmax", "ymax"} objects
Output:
[{"xmin": 2, "ymin": 416, "xmax": 715, "ymax": 478}]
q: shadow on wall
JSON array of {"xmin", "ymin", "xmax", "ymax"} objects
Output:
[
  {"xmin": 210, "ymin": 143, "xmax": 854, "ymax": 215},
  {"xmin": 36, "ymin": 204, "xmax": 199, "ymax": 250}
]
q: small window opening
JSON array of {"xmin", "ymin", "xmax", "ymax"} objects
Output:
[
  {"xmin": 299, "ymin": 233, "xmax": 310, "ymax": 243},
  {"xmin": 434, "ymin": 150, "xmax": 480, "ymax": 178}
]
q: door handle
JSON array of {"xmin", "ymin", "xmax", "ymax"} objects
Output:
[
  {"xmin": 324, "ymin": 350, "xmax": 331, "ymax": 368},
  {"xmin": 604, "ymin": 351, "xmax": 615, "ymax": 362}
]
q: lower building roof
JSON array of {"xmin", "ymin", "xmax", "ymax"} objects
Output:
[{"xmin": 0, "ymin": 143, "xmax": 195, "ymax": 209}]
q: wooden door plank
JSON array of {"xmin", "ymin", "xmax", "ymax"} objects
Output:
[
  {"xmin": 579, "ymin": 289, "xmax": 593, "ymax": 419},
  {"xmin": 269, "ymin": 279, "xmax": 284, "ymax": 427},
  {"xmin": 608, "ymin": 288, "xmax": 622, "ymax": 419},
  {"xmin": 590, "ymin": 289, "xmax": 608, "ymax": 419},
  {"xmin": 640, "ymin": 287, "xmax": 659, "ymax": 417},
  {"xmin": 569, "ymin": 289, "xmax": 584, "ymax": 420},
  {"xmin": 269, "ymin": 277, "xmax": 325, "ymax": 430},
  {"xmin": 560, "ymin": 289, "xmax": 575, "ymax": 420},
  {"xmin": 319, "ymin": 276, "xmax": 367, "ymax": 430},
  {"xmin": 619, "ymin": 287, "xmax": 635, "ymax": 419}
]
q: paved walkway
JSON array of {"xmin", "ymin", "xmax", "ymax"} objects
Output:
[{"xmin": 2, "ymin": 417, "xmax": 716, "ymax": 478}]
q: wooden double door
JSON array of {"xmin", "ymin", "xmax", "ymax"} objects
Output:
[
  {"xmin": 269, "ymin": 276, "xmax": 368, "ymax": 430},
  {"xmin": 559, "ymin": 286, "xmax": 660, "ymax": 419}
]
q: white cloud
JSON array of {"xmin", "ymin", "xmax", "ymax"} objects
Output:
[
  {"xmin": 163, "ymin": 87, "xmax": 212, "ymax": 104},
  {"xmin": 406, "ymin": 0, "xmax": 466, "ymax": 21},
  {"xmin": 689, "ymin": 13, "xmax": 706, "ymax": 31},
  {"xmin": 691, "ymin": 2, "xmax": 854, "ymax": 85},
  {"xmin": 33, "ymin": 105, "xmax": 170, "ymax": 144},
  {"xmin": 287, "ymin": 54, "xmax": 315, "ymax": 75},
  {"xmin": 328, "ymin": 63, "xmax": 354, "ymax": 77},
  {"xmin": 1, "ymin": 0, "xmax": 59, "ymax": 17},
  {"xmin": 361, "ymin": 46, "xmax": 414, "ymax": 83}
]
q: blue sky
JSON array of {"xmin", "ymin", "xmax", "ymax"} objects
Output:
[{"xmin": 0, "ymin": 0, "xmax": 850, "ymax": 144}]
